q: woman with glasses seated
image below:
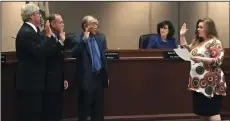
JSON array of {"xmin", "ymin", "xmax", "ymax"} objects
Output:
[{"xmin": 147, "ymin": 20, "xmax": 177, "ymax": 49}]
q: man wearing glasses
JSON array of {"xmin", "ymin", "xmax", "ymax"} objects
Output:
[{"xmin": 72, "ymin": 15, "xmax": 109, "ymax": 121}]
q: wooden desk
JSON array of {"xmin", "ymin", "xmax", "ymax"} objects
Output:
[{"xmin": 1, "ymin": 49, "xmax": 230, "ymax": 121}]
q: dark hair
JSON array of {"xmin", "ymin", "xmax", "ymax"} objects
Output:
[
  {"xmin": 157, "ymin": 20, "xmax": 175, "ymax": 39},
  {"xmin": 45, "ymin": 14, "xmax": 61, "ymax": 29},
  {"xmin": 191, "ymin": 18, "xmax": 218, "ymax": 49},
  {"xmin": 46, "ymin": 14, "xmax": 58, "ymax": 23}
]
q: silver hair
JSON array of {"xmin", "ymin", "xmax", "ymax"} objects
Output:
[
  {"xmin": 21, "ymin": 3, "xmax": 40, "ymax": 22},
  {"xmin": 81, "ymin": 15, "xmax": 98, "ymax": 30}
]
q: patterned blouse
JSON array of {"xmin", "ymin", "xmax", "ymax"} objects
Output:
[{"xmin": 188, "ymin": 38, "xmax": 227, "ymax": 98}]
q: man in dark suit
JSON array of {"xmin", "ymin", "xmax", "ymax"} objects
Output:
[
  {"xmin": 40, "ymin": 14, "xmax": 68, "ymax": 121},
  {"xmin": 15, "ymin": 4, "xmax": 59, "ymax": 121},
  {"xmin": 72, "ymin": 15, "xmax": 109, "ymax": 121}
]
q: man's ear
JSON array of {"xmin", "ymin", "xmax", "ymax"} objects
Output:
[
  {"xmin": 29, "ymin": 14, "xmax": 33, "ymax": 20},
  {"xmin": 50, "ymin": 21, "xmax": 55, "ymax": 28},
  {"xmin": 84, "ymin": 23, "xmax": 88, "ymax": 29}
]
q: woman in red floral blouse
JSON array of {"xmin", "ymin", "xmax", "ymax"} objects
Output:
[{"xmin": 180, "ymin": 18, "xmax": 226, "ymax": 121}]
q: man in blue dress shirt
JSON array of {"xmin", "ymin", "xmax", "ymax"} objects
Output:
[{"xmin": 72, "ymin": 15, "xmax": 109, "ymax": 121}]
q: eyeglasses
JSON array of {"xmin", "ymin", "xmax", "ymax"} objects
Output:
[
  {"xmin": 89, "ymin": 23, "xmax": 99, "ymax": 28},
  {"xmin": 91, "ymin": 23, "xmax": 98, "ymax": 26}
]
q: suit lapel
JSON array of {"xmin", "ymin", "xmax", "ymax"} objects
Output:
[
  {"xmin": 23, "ymin": 23, "xmax": 37, "ymax": 34},
  {"xmin": 23, "ymin": 23, "xmax": 41, "ymax": 41}
]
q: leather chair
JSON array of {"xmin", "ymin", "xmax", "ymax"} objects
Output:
[
  {"xmin": 65, "ymin": 32, "xmax": 77, "ymax": 50},
  {"xmin": 139, "ymin": 34, "xmax": 157, "ymax": 49}
]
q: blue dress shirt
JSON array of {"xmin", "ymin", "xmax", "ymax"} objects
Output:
[{"xmin": 86, "ymin": 36, "xmax": 101, "ymax": 72}]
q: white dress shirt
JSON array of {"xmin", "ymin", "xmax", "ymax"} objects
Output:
[
  {"xmin": 26, "ymin": 22, "xmax": 37, "ymax": 33},
  {"xmin": 52, "ymin": 33, "xmax": 64, "ymax": 46}
]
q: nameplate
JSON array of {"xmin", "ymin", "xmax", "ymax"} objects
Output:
[
  {"xmin": 105, "ymin": 52, "xmax": 119, "ymax": 60},
  {"xmin": 163, "ymin": 50, "xmax": 182, "ymax": 60},
  {"xmin": 1, "ymin": 54, "xmax": 6, "ymax": 63}
]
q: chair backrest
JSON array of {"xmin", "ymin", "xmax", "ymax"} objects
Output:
[
  {"xmin": 65, "ymin": 32, "xmax": 77, "ymax": 49},
  {"xmin": 139, "ymin": 34, "xmax": 157, "ymax": 49}
]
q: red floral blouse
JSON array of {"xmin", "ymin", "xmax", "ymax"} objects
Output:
[{"xmin": 188, "ymin": 38, "xmax": 227, "ymax": 98}]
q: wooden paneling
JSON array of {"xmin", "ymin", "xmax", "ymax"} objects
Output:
[{"xmin": 1, "ymin": 49, "xmax": 230, "ymax": 121}]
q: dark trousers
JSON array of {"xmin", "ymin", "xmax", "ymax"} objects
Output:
[
  {"xmin": 17, "ymin": 91, "xmax": 43, "ymax": 121},
  {"xmin": 42, "ymin": 92, "xmax": 63, "ymax": 121},
  {"xmin": 17, "ymin": 91, "xmax": 63, "ymax": 121},
  {"xmin": 77, "ymin": 73, "xmax": 105, "ymax": 121}
]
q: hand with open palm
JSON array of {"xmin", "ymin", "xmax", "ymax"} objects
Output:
[
  {"xmin": 45, "ymin": 20, "xmax": 53, "ymax": 37},
  {"xmin": 180, "ymin": 23, "xmax": 188, "ymax": 46},
  {"xmin": 180, "ymin": 23, "xmax": 188, "ymax": 36},
  {"xmin": 59, "ymin": 28, "xmax": 65, "ymax": 41},
  {"xmin": 83, "ymin": 25, "xmax": 92, "ymax": 41}
]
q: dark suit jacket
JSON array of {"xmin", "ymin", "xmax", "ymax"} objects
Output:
[
  {"xmin": 72, "ymin": 32, "xmax": 108, "ymax": 90},
  {"xmin": 40, "ymin": 31, "xmax": 65, "ymax": 92},
  {"xmin": 15, "ymin": 23, "xmax": 57, "ymax": 92}
]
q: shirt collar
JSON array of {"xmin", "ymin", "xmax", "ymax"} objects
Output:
[{"xmin": 25, "ymin": 22, "xmax": 37, "ymax": 33}]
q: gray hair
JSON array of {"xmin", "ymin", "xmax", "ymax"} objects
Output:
[
  {"xmin": 21, "ymin": 3, "xmax": 40, "ymax": 22},
  {"xmin": 81, "ymin": 15, "xmax": 98, "ymax": 30}
]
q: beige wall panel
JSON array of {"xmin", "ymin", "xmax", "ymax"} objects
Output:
[
  {"xmin": 1, "ymin": 2, "xmax": 229, "ymax": 51},
  {"xmin": 208, "ymin": 2, "xmax": 229, "ymax": 48},
  {"xmin": 179, "ymin": 2, "xmax": 208, "ymax": 43},
  {"xmin": 1, "ymin": 2, "xmax": 25, "ymax": 52},
  {"xmin": 49, "ymin": 2, "xmax": 150, "ymax": 49},
  {"xmin": 150, "ymin": 2, "xmax": 179, "ymax": 43}
]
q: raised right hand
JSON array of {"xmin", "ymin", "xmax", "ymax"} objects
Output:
[
  {"xmin": 45, "ymin": 20, "xmax": 53, "ymax": 37},
  {"xmin": 83, "ymin": 25, "xmax": 91, "ymax": 41},
  {"xmin": 59, "ymin": 28, "xmax": 65, "ymax": 41},
  {"xmin": 180, "ymin": 23, "xmax": 188, "ymax": 36}
]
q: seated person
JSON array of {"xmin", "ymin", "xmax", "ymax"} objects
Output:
[{"xmin": 147, "ymin": 20, "xmax": 177, "ymax": 49}]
